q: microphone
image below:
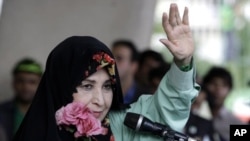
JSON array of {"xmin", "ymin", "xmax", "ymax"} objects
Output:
[{"xmin": 124, "ymin": 112, "xmax": 197, "ymax": 141}]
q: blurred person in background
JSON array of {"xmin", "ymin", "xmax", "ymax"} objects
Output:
[
  {"xmin": 203, "ymin": 67, "xmax": 246, "ymax": 141},
  {"xmin": 184, "ymin": 88, "xmax": 215, "ymax": 141},
  {"xmin": 136, "ymin": 50, "xmax": 166, "ymax": 89},
  {"xmin": 0, "ymin": 58, "xmax": 43, "ymax": 141},
  {"xmin": 148, "ymin": 63, "xmax": 170, "ymax": 93},
  {"xmin": 111, "ymin": 40, "xmax": 150, "ymax": 104}
]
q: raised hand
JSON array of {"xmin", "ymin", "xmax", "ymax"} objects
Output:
[{"xmin": 160, "ymin": 3, "xmax": 194, "ymax": 67}]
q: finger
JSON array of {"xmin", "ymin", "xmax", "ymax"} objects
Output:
[
  {"xmin": 182, "ymin": 7, "xmax": 189, "ymax": 25},
  {"xmin": 162, "ymin": 12, "xmax": 172, "ymax": 35},
  {"xmin": 175, "ymin": 5, "xmax": 182, "ymax": 25},
  {"xmin": 159, "ymin": 39, "xmax": 175, "ymax": 53},
  {"xmin": 169, "ymin": 3, "xmax": 177, "ymax": 27}
]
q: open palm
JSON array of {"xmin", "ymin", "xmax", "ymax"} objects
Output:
[{"xmin": 160, "ymin": 4, "xmax": 194, "ymax": 66}]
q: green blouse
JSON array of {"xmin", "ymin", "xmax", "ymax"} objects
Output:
[{"xmin": 109, "ymin": 62, "xmax": 200, "ymax": 141}]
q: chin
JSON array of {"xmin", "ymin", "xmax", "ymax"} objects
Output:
[
  {"xmin": 17, "ymin": 97, "xmax": 33, "ymax": 104},
  {"xmin": 99, "ymin": 113, "xmax": 108, "ymax": 121},
  {"xmin": 98, "ymin": 115, "xmax": 105, "ymax": 121}
]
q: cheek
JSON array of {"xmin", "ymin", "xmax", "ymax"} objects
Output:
[
  {"xmin": 124, "ymin": 61, "xmax": 131, "ymax": 68},
  {"xmin": 72, "ymin": 93, "xmax": 91, "ymax": 105},
  {"xmin": 104, "ymin": 92, "xmax": 113, "ymax": 107},
  {"xmin": 207, "ymin": 84, "xmax": 216, "ymax": 93},
  {"xmin": 219, "ymin": 88, "xmax": 229, "ymax": 97}
]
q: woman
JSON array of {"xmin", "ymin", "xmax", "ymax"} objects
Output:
[{"xmin": 13, "ymin": 3, "xmax": 199, "ymax": 141}]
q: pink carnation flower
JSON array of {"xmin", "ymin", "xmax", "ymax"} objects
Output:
[{"xmin": 55, "ymin": 102, "xmax": 106, "ymax": 138}]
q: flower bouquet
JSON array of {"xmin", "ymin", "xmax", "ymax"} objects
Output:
[{"xmin": 55, "ymin": 102, "xmax": 107, "ymax": 140}]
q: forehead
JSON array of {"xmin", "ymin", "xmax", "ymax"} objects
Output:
[
  {"xmin": 209, "ymin": 77, "xmax": 227, "ymax": 84},
  {"xmin": 14, "ymin": 72, "xmax": 41, "ymax": 78},
  {"xmin": 83, "ymin": 69, "xmax": 110, "ymax": 81},
  {"xmin": 113, "ymin": 45, "xmax": 131, "ymax": 54},
  {"xmin": 14, "ymin": 72, "xmax": 41, "ymax": 83}
]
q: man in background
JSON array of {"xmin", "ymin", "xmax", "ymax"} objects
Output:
[
  {"xmin": 136, "ymin": 50, "xmax": 166, "ymax": 90},
  {"xmin": 184, "ymin": 89, "xmax": 215, "ymax": 141},
  {"xmin": 203, "ymin": 67, "xmax": 246, "ymax": 141},
  {"xmin": 148, "ymin": 63, "xmax": 170, "ymax": 93},
  {"xmin": 111, "ymin": 40, "xmax": 150, "ymax": 104},
  {"xmin": 0, "ymin": 58, "xmax": 43, "ymax": 141}
]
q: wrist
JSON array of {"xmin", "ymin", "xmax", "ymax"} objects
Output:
[
  {"xmin": 174, "ymin": 57, "xmax": 193, "ymax": 72},
  {"xmin": 174, "ymin": 56, "xmax": 192, "ymax": 67}
]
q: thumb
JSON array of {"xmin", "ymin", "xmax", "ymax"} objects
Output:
[{"xmin": 160, "ymin": 39, "xmax": 175, "ymax": 53}]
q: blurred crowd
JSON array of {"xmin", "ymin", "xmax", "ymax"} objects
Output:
[{"xmin": 0, "ymin": 39, "xmax": 249, "ymax": 141}]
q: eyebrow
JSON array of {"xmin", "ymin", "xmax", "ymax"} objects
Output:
[
  {"xmin": 82, "ymin": 79, "xmax": 111, "ymax": 84},
  {"xmin": 104, "ymin": 80, "xmax": 112, "ymax": 83},
  {"xmin": 82, "ymin": 79, "xmax": 96, "ymax": 83}
]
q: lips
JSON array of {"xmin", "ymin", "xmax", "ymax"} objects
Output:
[{"xmin": 92, "ymin": 111, "xmax": 102, "ymax": 118}]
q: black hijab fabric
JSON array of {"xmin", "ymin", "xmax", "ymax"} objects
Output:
[{"xmin": 13, "ymin": 36, "xmax": 124, "ymax": 141}]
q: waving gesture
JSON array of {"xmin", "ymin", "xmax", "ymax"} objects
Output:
[{"xmin": 160, "ymin": 3, "xmax": 194, "ymax": 67}]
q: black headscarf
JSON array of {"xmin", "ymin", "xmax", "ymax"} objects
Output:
[{"xmin": 13, "ymin": 36, "xmax": 125, "ymax": 141}]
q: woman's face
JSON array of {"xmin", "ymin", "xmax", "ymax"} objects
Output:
[{"xmin": 73, "ymin": 68, "xmax": 113, "ymax": 121}]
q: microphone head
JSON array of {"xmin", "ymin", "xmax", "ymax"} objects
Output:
[
  {"xmin": 124, "ymin": 112, "xmax": 167, "ymax": 137},
  {"xmin": 124, "ymin": 112, "xmax": 141, "ymax": 130}
]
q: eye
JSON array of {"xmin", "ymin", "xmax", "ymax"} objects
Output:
[
  {"xmin": 79, "ymin": 84, "xmax": 93, "ymax": 90},
  {"xmin": 115, "ymin": 56, "xmax": 123, "ymax": 61},
  {"xmin": 103, "ymin": 83, "xmax": 112, "ymax": 91}
]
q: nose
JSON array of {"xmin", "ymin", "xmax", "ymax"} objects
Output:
[{"xmin": 92, "ymin": 88, "xmax": 105, "ymax": 107}]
